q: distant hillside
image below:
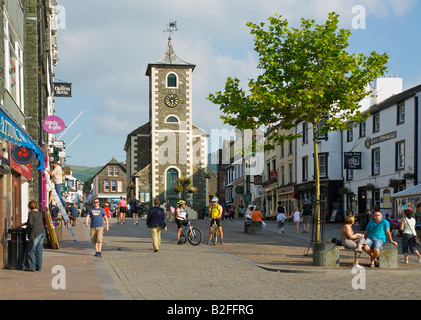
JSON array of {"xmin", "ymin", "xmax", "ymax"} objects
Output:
[{"xmin": 68, "ymin": 164, "xmax": 103, "ymax": 181}]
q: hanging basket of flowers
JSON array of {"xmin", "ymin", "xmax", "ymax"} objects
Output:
[
  {"xmin": 186, "ymin": 186, "xmax": 197, "ymax": 193},
  {"xmin": 173, "ymin": 184, "xmax": 183, "ymax": 194},
  {"xmin": 364, "ymin": 183, "xmax": 376, "ymax": 192},
  {"xmin": 339, "ymin": 187, "xmax": 350, "ymax": 195}
]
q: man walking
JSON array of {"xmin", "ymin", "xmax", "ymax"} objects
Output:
[
  {"xmin": 130, "ymin": 195, "xmax": 140, "ymax": 225},
  {"xmin": 300, "ymin": 199, "xmax": 313, "ymax": 234},
  {"xmin": 146, "ymin": 199, "xmax": 167, "ymax": 252},
  {"xmin": 85, "ymin": 198, "xmax": 109, "ymax": 257}
]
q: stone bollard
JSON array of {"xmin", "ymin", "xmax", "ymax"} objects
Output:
[
  {"xmin": 313, "ymin": 243, "xmax": 339, "ymax": 267},
  {"xmin": 378, "ymin": 242, "xmax": 398, "ymax": 268}
]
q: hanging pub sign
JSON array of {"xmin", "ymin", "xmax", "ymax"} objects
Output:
[
  {"xmin": 54, "ymin": 82, "xmax": 72, "ymax": 97},
  {"xmin": 344, "ymin": 152, "xmax": 362, "ymax": 169},
  {"xmin": 43, "ymin": 115, "xmax": 65, "ymax": 134}
]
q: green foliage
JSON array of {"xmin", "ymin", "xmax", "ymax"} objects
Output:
[{"xmin": 208, "ymin": 12, "xmax": 388, "ymax": 137}]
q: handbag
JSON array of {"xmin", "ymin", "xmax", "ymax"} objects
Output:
[{"xmin": 404, "ymin": 218, "xmax": 420, "ymax": 246}]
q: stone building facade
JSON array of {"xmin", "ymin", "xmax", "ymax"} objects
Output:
[{"xmin": 125, "ymin": 38, "xmax": 213, "ymax": 217}]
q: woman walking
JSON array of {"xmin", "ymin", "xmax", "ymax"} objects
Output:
[{"xmin": 400, "ymin": 209, "xmax": 421, "ymax": 264}]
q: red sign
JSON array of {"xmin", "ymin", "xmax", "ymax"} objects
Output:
[
  {"xmin": 270, "ymin": 171, "xmax": 278, "ymax": 180},
  {"xmin": 10, "ymin": 144, "xmax": 32, "ymax": 181}
]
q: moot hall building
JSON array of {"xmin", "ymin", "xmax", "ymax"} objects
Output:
[{"xmin": 124, "ymin": 36, "xmax": 214, "ymax": 218}]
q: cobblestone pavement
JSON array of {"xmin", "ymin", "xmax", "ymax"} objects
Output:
[{"xmin": 98, "ymin": 217, "xmax": 421, "ymax": 300}]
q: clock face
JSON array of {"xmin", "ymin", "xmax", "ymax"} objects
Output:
[{"xmin": 165, "ymin": 94, "xmax": 179, "ymax": 108}]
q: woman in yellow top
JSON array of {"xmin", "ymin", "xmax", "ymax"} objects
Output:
[{"xmin": 208, "ymin": 197, "xmax": 224, "ymax": 244}]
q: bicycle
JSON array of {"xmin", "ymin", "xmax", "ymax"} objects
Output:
[
  {"xmin": 179, "ymin": 220, "xmax": 203, "ymax": 246},
  {"xmin": 211, "ymin": 219, "xmax": 220, "ymax": 245}
]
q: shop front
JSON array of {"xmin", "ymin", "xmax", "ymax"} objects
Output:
[
  {"xmin": 277, "ymin": 186, "xmax": 295, "ymax": 216},
  {"xmin": 294, "ymin": 180, "xmax": 343, "ymax": 223},
  {"xmin": 392, "ymin": 184, "xmax": 421, "ymax": 219},
  {"xmin": 0, "ymin": 106, "xmax": 45, "ymax": 268}
]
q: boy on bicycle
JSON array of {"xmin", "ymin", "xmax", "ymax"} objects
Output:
[{"xmin": 208, "ymin": 197, "xmax": 224, "ymax": 245}]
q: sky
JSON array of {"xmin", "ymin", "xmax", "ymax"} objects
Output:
[{"xmin": 53, "ymin": 0, "xmax": 421, "ymax": 167}]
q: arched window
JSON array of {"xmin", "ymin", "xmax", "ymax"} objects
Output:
[
  {"xmin": 166, "ymin": 168, "xmax": 179, "ymax": 195},
  {"xmin": 167, "ymin": 73, "xmax": 177, "ymax": 87},
  {"xmin": 166, "ymin": 116, "xmax": 178, "ymax": 123}
]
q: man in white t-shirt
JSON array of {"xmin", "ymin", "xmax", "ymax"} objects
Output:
[{"xmin": 47, "ymin": 161, "xmax": 65, "ymax": 207}]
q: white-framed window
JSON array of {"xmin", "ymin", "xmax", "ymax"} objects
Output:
[
  {"xmin": 396, "ymin": 141, "xmax": 405, "ymax": 170},
  {"xmin": 372, "ymin": 148, "xmax": 380, "ymax": 176},
  {"xmin": 108, "ymin": 166, "xmax": 119, "ymax": 176},
  {"xmin": 347, "ymin": 128, "xmax": 353, "ymax": 142},
  {"xmin": 4, "ymin": 12, "xmax": 24, "ymax": 109},
  {"xmin": 319, "ymin": 154, "xmax": 328, "ymax": 178},
  {"xmin": 104, "ymin": 180, "xmax": 110, "ymax": 192},
  {"xmin": 117, "ymin": 181, "xmax": 123, "ymax": 193},
  {"xmin": 397, "ymin": 104, "xmax": 405, "ymax": 125},
  {"xmin": 302, "ymin": 156, "xmax": 308, "ymax": 181},
  {"xmin": 111, "ymin": 180, "xmax": 117, "ymax": 192},
  {"xmin": 359, "ymin": 121, "xmax": 366, "ymax": 137},
  {"xmin": 302, "ymin": 122, "xmax": 308, "ymax": 143},
  {"xmin": 373, "ymin": 114, "xmax": 380, "ymax": 133}
]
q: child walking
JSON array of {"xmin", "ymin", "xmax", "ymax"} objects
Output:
[{"xmin": 291, "ymin": 208, "xmax": 301, "ymax": 234}]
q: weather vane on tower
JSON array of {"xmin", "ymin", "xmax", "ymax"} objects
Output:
[{"xmin": 163, "ymin": 20, "xmax": 178, "ymax": 40}]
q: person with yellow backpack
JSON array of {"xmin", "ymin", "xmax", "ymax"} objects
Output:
[{"xmin": 208, "ymin": 197, "xmax": 224, "ymax": 245}]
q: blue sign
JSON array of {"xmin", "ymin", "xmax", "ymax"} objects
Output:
[{"xmin": 0, "ymin": 107, "xmax": 45, "ymax": 170}]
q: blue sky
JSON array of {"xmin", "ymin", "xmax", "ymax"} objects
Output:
[{"xmin": 53, "ymin": 0, "xmax": 421, "ymax": 167}]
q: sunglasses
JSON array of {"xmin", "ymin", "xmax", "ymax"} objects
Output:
[{"xmin": 94, "ymin": 201, "xmax": 99, "ymax": 203}]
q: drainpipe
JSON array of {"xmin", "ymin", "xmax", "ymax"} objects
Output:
[
  {"xmin": 37, "ymin": 0, "xmax": 43, "ymax": 208},
  {"xmin": 415, "ymin": 96, "xmax": 419, "ymax": 185}
]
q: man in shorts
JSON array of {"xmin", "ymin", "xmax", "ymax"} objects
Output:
[
  {"xmin": 364, "ymin": 210, "xmax": 397, "ymax": 268},
  {"xmin": 300, "ymin": 199, "xmax": 313, "ymax": 234},
  {"xmin": 208, "ymin": 197, "xmax": 224, "ymax": 244},
  {"xmin": 85, "ymin": 198, "xmax": 109, "ymax": 257}
]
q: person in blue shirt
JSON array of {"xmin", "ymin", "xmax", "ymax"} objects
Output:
[
  {"xmin": 85, "ymin": 198, "xmax": 109, "ymax": 257},
  {"xmin": 364, "ymin": 210, "xmax": 397, "ymax": 268}
]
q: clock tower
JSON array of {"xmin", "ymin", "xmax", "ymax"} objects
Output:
[{"xmin": 139, "ymin": 36, "xmax": 209, "ymax": 212}]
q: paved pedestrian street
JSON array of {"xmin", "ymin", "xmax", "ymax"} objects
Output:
[
  {"xmin": 97, "ymin": 217, "xmax": 421, "ymax": 301},
  {"xmin": 2, "ymin": 216, "xmax": 421, "ymax": 307}
]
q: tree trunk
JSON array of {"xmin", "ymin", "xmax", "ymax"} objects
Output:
[{"xmin": 313, "ymin": 124, "xmax": 321, "ymax": 244}]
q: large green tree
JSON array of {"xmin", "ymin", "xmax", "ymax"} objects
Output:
[{"xmin": 208, "ymin": 12, "xmax": 388, "ymax": 244}]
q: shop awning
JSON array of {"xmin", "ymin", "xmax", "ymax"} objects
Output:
[
  {"xmin": 392, "ymin": 184, "xmax": 421, "ymax": 198},
  {"xmin": 0, "ymin": 106, "xmax": 45, "ymax": 170}
]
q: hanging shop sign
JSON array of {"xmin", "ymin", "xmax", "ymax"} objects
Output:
[
  {"xmin": 0, "ymin": 106, "xmax": 45, "ymax": 170},
  {"xmin": 43, "ymin": 115, "xmax": 65, "ymax": 134},
  {"xmin": 53, "ymin": 82, "xmax": 72, "ymax": 97},
  {"xmin": 11, "ymin": 144, "xmax": 36, "ymax": 165}
]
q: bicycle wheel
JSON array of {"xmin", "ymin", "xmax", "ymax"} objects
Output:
[
  {"xmin": 180, "ymin": 230, "xmax": 187, "ymax": 243},
  {"xmin": 188, "ymin": 227, "xmax": 203, "ymax": 246},
  {"xmin": 212, "ymin": 226, "xmax": 218, "ymax": 245}
]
